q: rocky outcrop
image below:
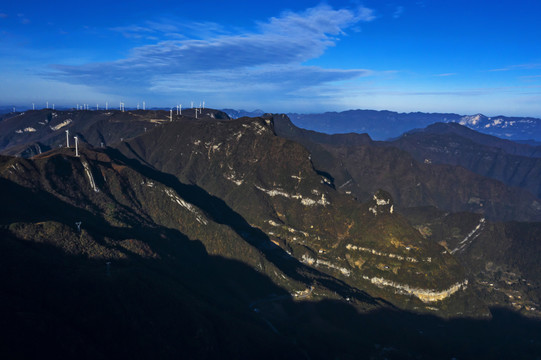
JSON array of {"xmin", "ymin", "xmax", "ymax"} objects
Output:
[{"xmin": 363, "ymin": 276, "xmax": 468, "ymax": 303}]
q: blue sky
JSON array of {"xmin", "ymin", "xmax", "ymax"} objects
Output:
[{"xmin": 1, "ymin": 0, "xmax": 541, "ymax": 116}]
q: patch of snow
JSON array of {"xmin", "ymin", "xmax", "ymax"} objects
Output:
[
  {"xmin": 301, "ymin": 255, "xmax": 350, "ymax": 276},
  {"xmin": 164, "ymin": 188, "xmax": 208, "ymax": 225},
  {"xmin": 339, "ymin": 179, "xmax": 352, "ymax": 189},
  {"xmin": 317, "ymin": 193, "xmax": 330, "ymax": 206},
  {"xmin": 346, "ymin": 244, "xmax": 421, "ymax": 263},
  {"xmin": 450, "ymin": 218, "xmax": 485, "ymax": 254},
  {"xmin": 362, "ymin": 276, "xmax": 468, "ymax": 303},
  {"xmin": 267, "ymin": 220, "xmax": 281, "ymax": 227},
  {"xmin": 321, "ymin": 177, "xmax": 331, "ymax": 185},
  {"xmin": 81, "ymin": 160, "xmax": 99, "ymax": 192},
  {"xmin": 141, "ymin": 180, "xmax": 154, "ymax": 188},
  {"xmin": 459, "ymin": 114, "xmax": 483, "ymax": 126},
  {"xmin": 374, "ymin": 194, "xmax": 390, "ymax": 206},
  {"xmin": 252, "ymin": 122, "xmax": 268, "ymax": 135},
  {"xmin": 224, "ymin": 171, "xmax": 244, "ymax": 186},
  {"xmin": 50, "ymin": 119, "xmax": 72, "ymax": 131},
  {"xmin": 301, "ymin": 198, "xmax": 316, "ymax": 206}
]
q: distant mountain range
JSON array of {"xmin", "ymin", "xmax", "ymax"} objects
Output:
[
  {"xmin": 1, "ymin": 108, "xmax": 541, "ymax": 358},
  {"xmin": 221, "ymin": 109, "xmax": 541, "ymax": 142}
]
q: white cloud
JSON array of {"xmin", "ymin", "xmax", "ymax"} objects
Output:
[{"xmin": 49, "ymin": 5, "xmax": 376, "ymax": 100}]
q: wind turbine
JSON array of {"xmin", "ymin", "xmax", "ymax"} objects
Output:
[
  {"xmin": 106, "ymin": 101, "xmax": 108, "ymax": 110},
  {"xmin": 65, "ymin": 129, "xmax": 70, "ymax": 147},
  {"xmin": 74, "ymin": 136, "xmax": 80, "ymax": 157},
  {"xmin": 143, "ymin": 101, "xmax": 145, "ymax": 110},
  {"xmin": 170, "ymin": 109, "xmax": 173, "ymax": 121},
  {"xmin": 32, "ymin": 103, "xmax": 35, "ymax": 110}
]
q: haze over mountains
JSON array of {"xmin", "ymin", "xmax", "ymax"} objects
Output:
[
  {"xmin": 223, "ymin": 109, "xmax": 541, "ymax": 143},
  {"xmin": 1, "ymin": 107, "xmax": 541, "ymax": 358}
]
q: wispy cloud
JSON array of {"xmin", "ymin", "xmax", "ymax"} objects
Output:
[
  {"xmin": 435, "ymin": 73, "xmax": 457, "ymax": 77},
  {"xmin": 520, "ymin": 75, "xmax": 541, "ymax": 82},
  {"xmin": 393, "ymin": 6, "xmax": 404, "ymax": 19},
  {"xmin": 50, "ymin": 5, "xmax": 376, "ymax": 99},
  {"xmin": 17, "ymin": 13, "xmax": 30, "ymax": 25},
  {"xmin": 489, "ymin": 63, "xmax": 541, "ymax": 72}
]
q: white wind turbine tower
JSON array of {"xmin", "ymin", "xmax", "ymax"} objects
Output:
[
  {"xmin": 143, "ymin": 101, "xmax": 145, "ymax": 110},
  {"xmin": 203, "ymin": 101, "xmax": 205, "ymax": 109},
  {"xmin": 170, "ymin": 109, "xmax": 173, "ymax": 122},
  {"xmin": 32, "ymin": 103, "xmax": 35, "ymax": 110},
  {"xmin": 65, "ymin": 130, "xmax": 70, "ymax": 147},
  {"xmin": 106, "ymin": 101, "xmax": 108, "ymax": 110},
  {"xmin": 74, "ymin": 136, "xmax": 80, "ymax": 157},
  {"xmin": 52, "ymin": 104, "xmax": 55, "ymax": 110},
  {"xmin": 96, "ymin": 104, "xmax": 99, "ymax": 110},
  {"xmin": 46, "ymin": 101, "xmax": 49, "ymax": 109},
  {"xmin": 191, "ymin": 101, "xmax": 194, "ymax": 109}
]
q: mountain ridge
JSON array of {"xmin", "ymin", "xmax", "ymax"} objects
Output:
[{"xmin": 2, "ymin": 111, "xmax": 541, "ymax": 357}]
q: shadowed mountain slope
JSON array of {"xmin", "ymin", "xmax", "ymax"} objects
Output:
[
  {"xmin": 390, "ymin": 122, "xmax": 541, "ymax": 198},
  {"xmin": 2, "ymin": 121, "xmax": 541, "ymax": 357},
  {"xmin": 115, "ymin": 115, "xmax": 490, "ymax": 316}
]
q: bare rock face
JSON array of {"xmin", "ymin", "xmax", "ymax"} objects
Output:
[{"xmin": 368, "ymin": 189, "xmax": 394, "ymax": 216}]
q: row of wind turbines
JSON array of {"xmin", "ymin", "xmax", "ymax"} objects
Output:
[
  {"xmin": 56, "ymin": 101, "xmax": 207, "ymax": 157},
  {"xmin": 26, "ymin": 100, "xmax": 206, "ymax": 115}
]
